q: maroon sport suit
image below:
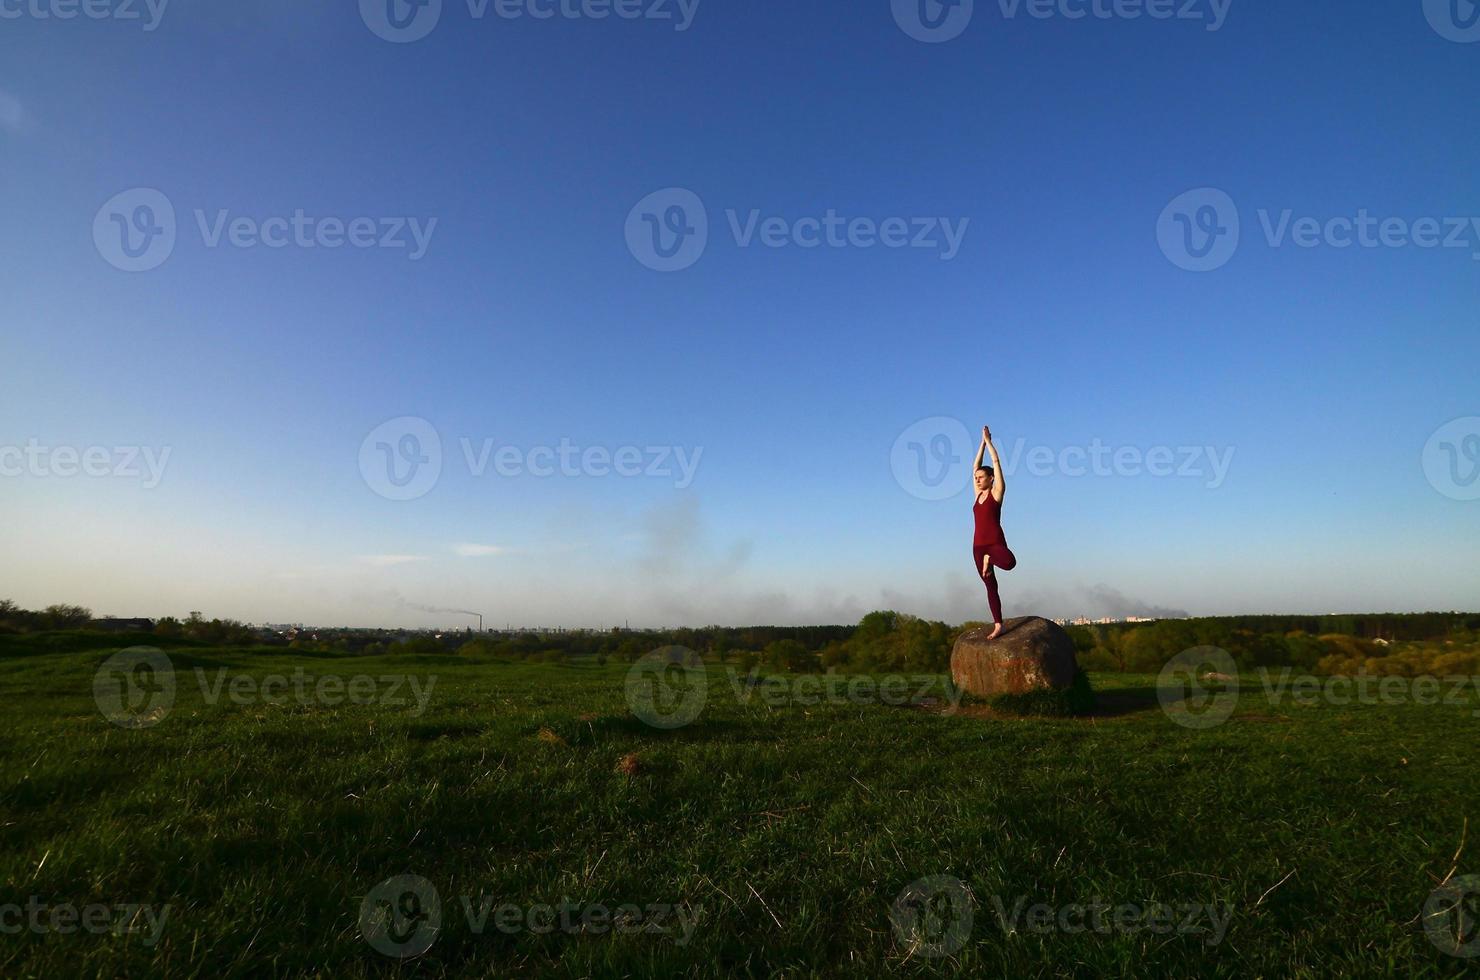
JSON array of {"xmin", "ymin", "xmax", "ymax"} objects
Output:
[{"xmin": 972, "ymin": 493, "xmax": 1017, "ymax": 624}]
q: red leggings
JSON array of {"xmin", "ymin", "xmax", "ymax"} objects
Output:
[{"xmin": 973, "ymin": 543, "xmax": 1017, "ymax": 624}]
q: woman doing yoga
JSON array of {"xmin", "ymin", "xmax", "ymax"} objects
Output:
[{"xmin": 972, "ymin": 425, "xmax": 1017, "ymax": 640}]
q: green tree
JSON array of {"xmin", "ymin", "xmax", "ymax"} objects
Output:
[
  {"xmin": 764, "ymin": 639, "xmax": 817, "ymax": 673},
  {"xmin": 42, "ymin": 604, "xmax": 92, "ymax": 629}
]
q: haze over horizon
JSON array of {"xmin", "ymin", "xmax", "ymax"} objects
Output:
[{"xmin": 3, "ymin": 1, "xmax": 1478, "ymax": 629}]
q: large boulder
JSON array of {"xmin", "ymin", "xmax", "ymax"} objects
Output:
[{"xmin": 951, "ymin": 616, "xmax": 1080, "ymax": 698}]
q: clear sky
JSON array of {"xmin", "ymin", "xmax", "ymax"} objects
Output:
[{"xmin": 2, "ymin": 0, "xmax": 1478, "ymax": 628}]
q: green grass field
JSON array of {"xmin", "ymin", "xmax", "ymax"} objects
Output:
[{"xmin": 1, "ymin": 634, "xmax": 1477, "ymax": 977}]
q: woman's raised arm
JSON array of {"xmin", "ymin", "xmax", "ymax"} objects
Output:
[{"xmin": 983, "ymin": 426, "xmax": 1005, "ymax": 502}]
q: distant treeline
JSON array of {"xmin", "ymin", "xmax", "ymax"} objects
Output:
[
  {"xmin": 2, "ymin": 599, "xmax": 1477, "ymax": 675},
  {"xmin": 0, "ymin": 601, "xmax": 95, "ymax": 632},
  {"xmin": 1068, "ymin": 613, "xmax": 1480, "ymax": 677},
  {"xmin": 424, "ymin": 612, "xmax": 1480, "ymax": 676},
  {"xmin": 0, "ymin": 603, "xmax": 269, "ymax": 646},
  {"xmin": 1096, "ymin": 612, "xmax": 1480, "ymax": 643},
  {"xmin": 449, "ymin": 613, "xmax": 947, "ymax": 673}
]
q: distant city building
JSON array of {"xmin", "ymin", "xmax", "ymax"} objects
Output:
[{"xmin": 1056, "ymin": 615, "xmax": 1162, "ymax": 627}]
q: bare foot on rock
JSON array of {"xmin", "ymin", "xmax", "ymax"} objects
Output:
[{"xmin": 985, "ymin": 622, "xmax": 1003, "ymax": 641}]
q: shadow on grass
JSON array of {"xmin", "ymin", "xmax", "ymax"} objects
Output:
[
  {"xmin": 907, "ymin": 685, "xmax": 1165, "ymax": 721},
  {"xmin": 540, "ymin": 715, "xmax": 759, "ymax": 746},
  {"xmin": 0, "ymin": 632, "xmax": 214, "ymax": 659},
  {"xmin": 397, "ymin": 715, "xmax": 760, "ymax": 745},
  {"xmin": 1081, "ymin": 686, "xmax": 1163, "ymax": 718},
  {"xmin": 405, "ymin": 720, "xmax": 490, "ymax": 740}
]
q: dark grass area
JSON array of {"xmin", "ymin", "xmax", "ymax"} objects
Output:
[{"xmin": 0, "ymin": 636, "xmax": 1476, "ymax": 977}]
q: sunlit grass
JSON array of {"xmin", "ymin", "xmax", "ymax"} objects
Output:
[{"xmin": 0, "ymin": 637, "xmax": 1475, "ymax": 977}]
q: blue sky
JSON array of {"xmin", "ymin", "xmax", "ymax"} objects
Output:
[{"xmin": 1, "ymin": 0, "xmax": 1477, "ymax": 627}]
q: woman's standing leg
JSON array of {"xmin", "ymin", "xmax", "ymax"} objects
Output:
[{"xmin": 984, "ymin": 570, "xmax": 1004, "ymax": 624}]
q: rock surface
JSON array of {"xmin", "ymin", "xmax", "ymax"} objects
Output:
[{"xmin": 950, "ymin": 616, "xmax": 1080, "ymax": 698}]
